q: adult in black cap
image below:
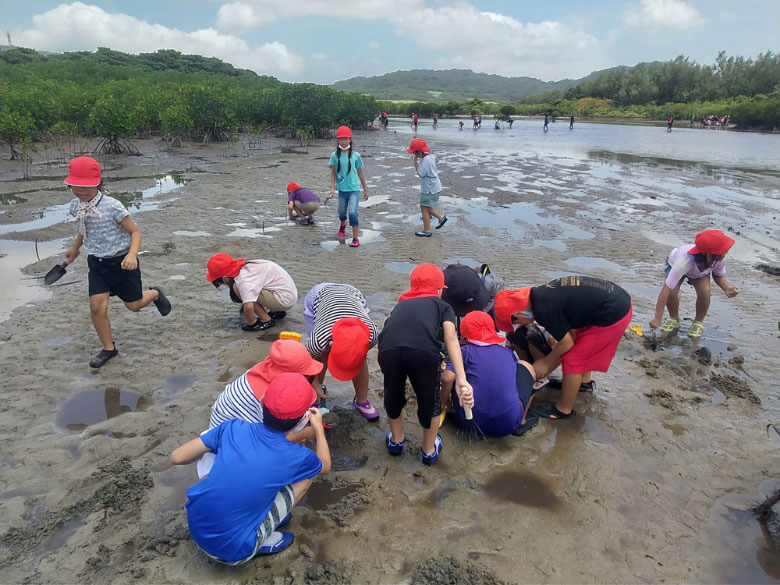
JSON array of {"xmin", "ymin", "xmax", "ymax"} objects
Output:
[{"xmin": 442, "ymin": 264, "xmax": 490, "ymax": 318}]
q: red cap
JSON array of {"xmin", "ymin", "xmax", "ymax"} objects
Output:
[
  {"xmin": 398, "ymin": 263, "xmax": 447, "ymax": 302},
  {"xmin": 64, "ymin": 156, "xmax": 101, "ymax": 187},
  {"xmin": 406, "ymin": 138, "xmax": 431, "ymax": 154},
  {"xmin": 460, "ymin": 311, "xmax": 506, "ymax": 345},
  {"xmin": 688, "ymin": 229, "xmax": 735, "ymax": 255},
  {"xmin": 493, "ymin": 287, "xmax": 532, "ymax": 332},
  {"xmin": 336, "ymin": 126, "xmax": 352, "ymax": 138},
  {"xmin": 286, "ymin": 182, "xmax": 303, "ymax": 193},
  {"xmin": 262, "ymin": 372, "xmax": 317, "ymax": 420},
  {"xmin": 246, "ymin": 340, "xmax": 323, "ymax": 400},
  {"xmin": 206, "ymin": 253, "xmax": 246, "ymax": 282},
  {"xmin": 328, "ymin": 318, "xmax": 371, "ymax": 381}
]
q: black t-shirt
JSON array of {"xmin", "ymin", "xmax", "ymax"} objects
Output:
[
  {"xmin": 530, "ymin": 276, "xmax": 631, "ymax": 341},
  {"xmin": 378, "ymin": 297, "xmax": 456, "ymax": 354}
]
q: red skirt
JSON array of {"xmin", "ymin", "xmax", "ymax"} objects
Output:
[{"xmin": 561, "ymin": 303, "xmax": 632, "ymax": 375}]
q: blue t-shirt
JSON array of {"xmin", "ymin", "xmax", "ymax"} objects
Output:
[
  {"xmin": 185, "ymin": 419, "xmax": 322, "ymax": 563},
  {"xmin": 328, "ymin": 149, "xmax": 364, "ymax": 192},
  {"xmin": 449, "ymin": 344, "xmax": 524, "ymax": 437}
]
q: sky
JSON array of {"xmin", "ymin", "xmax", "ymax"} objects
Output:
[{"xmin": 1, "ymin": 0, "xmax": 778, "ymax": 84}]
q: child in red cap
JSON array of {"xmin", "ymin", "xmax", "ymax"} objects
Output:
[
  {"xmin": 286, "ymin": 182, "xmax": 321, "ymax": 225},
  {"xmin": 170, "ymin": 373, "xmax": 331, "ymax": 564},
  {"xmin": 378, "ymin": 264, "xmax": 474, "ymax": 465},
  {"xmin": 328, "ymin": 126, "xmax": 369, "ymax": 247},
  {"xmin": 407, "ymin": 138, "xmax": 447, "ymax": 237},
  {"xmin": 649, "ymin": 229, "xmax": 738, "ymax": 338},
  {"xmin": 62, "ymin": 156, "xmax": 171, "ymax": 368},
  {"xmin": 440, "ymin": 311, "xmax": 538, "ymax": 437},
  {"xmin": 207, "ymin": 253, "xmax": 297, "ymax": 331}
]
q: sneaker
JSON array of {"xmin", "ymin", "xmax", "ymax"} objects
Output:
[
  {"xmin": 579, "ymin": 380, "xmax": 596, "ymax": 393},
  {"xmin": 242, "ymin": 319, "xmax": 274, "ymax": 331},
  {"xmin": 305, "ymin": 216, "xmax": 314, "ymax": 225},
  {"xmin": 349, "ymin": 238, "xmax": 360, "ymax": 247},
  {"xmin": 386, "ymin": 431, "xmax": 405, "ymax": 455},
  {"xmin": 660, "ymin": 317, "xmax": 680, "ymax": 333},
  {"xmin": 420, "ymin": 434, "xmax": 443, "ymax": 466},
  {"xmin": 299, "ymin": 217, "xmax": 309, "ymax": 225},
  {"xmin": 688, "ymin": 320, "xmax": 704, "ymax": 338},
  {"xmin": 89, "ymin": 347, "xmax": 118, "ymax": 368},
  {"xmin": 337, "ymin": 225, "xmax": 346, "ymax": 237},
  {"xmin": 276, "ymin": 513, "xmax": 291, "ymax": 529},
  {"xmin": 256, "ymin": 531, "xmax": 294, "ymax": 556},
  {"xmin": 415, "ymin": 231, "xmax": 432, "ymax": 237},
  {"xmin": 151, "ymin": 287, "xmax": 171, "ymax": 316},
  {"xmin": 268, "ymin": 311, "xmax": 287, "ymax": 320},
  {"xmin": 353, "ymin": 397, "xmax": 379, "ymax": 421},
  {"xmin": 435, "ymin": 215, "xmax": 448, "ymax": 229}
]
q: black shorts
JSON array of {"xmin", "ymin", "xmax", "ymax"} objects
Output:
[
  {"xmin": 379, "ymin": 348, "xmax": 441, "ymax": 427},
  {"xmin": 87, "ymin": 253, "xmax": 143, "ymax": 302}
]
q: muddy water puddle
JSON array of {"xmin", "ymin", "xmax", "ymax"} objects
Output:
[
  {"xmin": 162, "ymin": 374, "xmax": 198, "ymax": 396},
  {"xmin": 55, "ymin": 387, "xmax": 151, "ymax": 432},
  {"xmin": 301, "ymin": 482, "xmax": 355, "ymax": 510},
  {"xmin": 483, "ymin": 470, "xmax": 561, "ymax": 509}
]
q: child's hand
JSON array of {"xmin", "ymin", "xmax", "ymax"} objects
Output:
[
  {"xmin": 121, "ymin": 253, "xmax": 138, "ymax": 270},
  {"xmin": 328, "ymin": 189, "xmax": 334, "ymax": 199},
  {"xmin": 308, "ymin": 407, "xmax": 323, "ymax": 428},
  {"xmin": 64, "ymin": 247, "xmax": 80, "ymax": 264},
  {"xmin": 649, "ymin": 315, "xmax": 661, "ymax": 329},
  {"xmin": 726, "ymin": 286, "xmax": 739, "ymax": 298},
  {"xmin": 456, "ymin": 382, "xmax": 474, "ymax": 409},
  {"xmin": 533, "ymin": 358, "xmax": 552, "ymax": 380},
  {"xmin": 363, "ymin": 191, "xmax": 368, "ymax": 201}
]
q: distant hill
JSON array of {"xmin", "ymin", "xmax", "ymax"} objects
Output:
[{"xmin": 330, "ymin": 68, "xmax": 606, "ymax": 103}]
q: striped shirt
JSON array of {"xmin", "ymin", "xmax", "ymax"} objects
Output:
[
  {"xmin": 303, "ymin": 284, "xmax": 377, "ymax": 359},
  {"xmin": 69, "ymin": 194, "xmax": 131, "ymax": 257},
  {"xmin": 209, "ymin": 373, "xmax": 263, "ymax": 429}
]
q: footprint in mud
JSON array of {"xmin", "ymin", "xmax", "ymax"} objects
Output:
[{"xmin": 710, "ymin": 373, "xmax": 761, "ymax": 405}]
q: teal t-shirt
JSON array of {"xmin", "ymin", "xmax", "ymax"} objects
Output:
[{"xmin": 328, "ymin": 149, "xmax": 364, "ymax": 192}]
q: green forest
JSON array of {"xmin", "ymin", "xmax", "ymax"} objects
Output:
[{"xmin": 0, "ymin": 47, "xmax": 378, "ymax": 159}]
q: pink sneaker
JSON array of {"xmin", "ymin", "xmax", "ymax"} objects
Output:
[
  {"xmin": 349, "ymin": 238, "xmax": 360, "ymax": 247},
  {"xmin": 337, "ymin": 225, "xmax": 346, "ymax": 237},
  {"xmin": 353, "ymin": 397, "xmax": 379, "ymax": 421}
]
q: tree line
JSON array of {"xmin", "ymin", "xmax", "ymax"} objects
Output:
[{"xmin": 0, "ymin": 47, "xmax": 378, "ymax": 158}]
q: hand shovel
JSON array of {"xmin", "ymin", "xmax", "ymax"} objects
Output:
[{"xmin": 44, "ymin": 262, "xmax": 68, "ymax": 285}]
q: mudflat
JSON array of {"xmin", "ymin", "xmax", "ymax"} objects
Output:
[{"xmin": 0, "ymin": 128, "xmax": 779, "ymax": 584}]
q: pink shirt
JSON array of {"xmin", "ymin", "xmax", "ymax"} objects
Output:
[
  {"xmin": 234, "ymin": 260, "xmax": 298, "ymax": 307},
  {"xmin": 665, "ymin": 245, "xmax": 726, "ymax": 288}
]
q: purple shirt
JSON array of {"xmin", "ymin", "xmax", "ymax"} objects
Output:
[{"xmin": 288, "ymin": 188, "xmax": 321, "ymax": 204}]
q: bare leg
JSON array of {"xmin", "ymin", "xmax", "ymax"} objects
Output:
[
  {"xmin": 421, "ymin": 206, "xmax": 431, "ymax": 232},
  {"xmin": 440, "ymin": 370, "xmax": 455, "ymax": 411},
  {"xmin": 89, "ymin": 293, "xmax": 114, "ymax": 350},
  {"xmin": 556, "ymin": 372, "xmax": 582, "ymax": 415},
  {"xmin": 388, "ymin": 415, "xmax": 404, "ymax": 443},
  {"xmin": 251, "ymin": 301, "xmax": 273, "ymax": 323},
  {"xmin": 352, "ymin": 225, "xmax": 359, "ymax": 239},
  {"xmin": 291, "ymin": 478, "xmax": 313, "ymax": 505},
  {"xmin": 124, "ymin": 289, "xmax": 157, "ymax": 312},
  {"xmin": 429, "ymin": 208, "xmax": 443, "ymax": 222},
  {"xmin": 666, "ymin": 283, "xmax": 682, "ymax": 320},
  {"xmin": 421, "ymin": 419, "xmax": 439, "ymax": 455},
  {"xmin": 691, "ymin": 277, "xmax": 711, "ymax": 322},
  {"xmin": 352, "ymin": 360, "xmax": 370, "ymax": 403}
]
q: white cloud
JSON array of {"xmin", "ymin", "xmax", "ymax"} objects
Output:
[
  {"xmin": 12, "ymin": 2, "xmax": 303, "ymax": 77},
  {"xmin": 368, "ymin": 41, "xmax": 380, "ymax": 49},
  {"xmin": 624, "ymin": 0, "xmax": 701, "ymax": 30},
  {"xmin": 216, "ymin": 2, "xmax": 270, "ymax": 32}
]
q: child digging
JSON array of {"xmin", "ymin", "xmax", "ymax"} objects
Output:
[
  {"xmin": 407, "ymin": 138, "xmax": 447, "ymax": 237},
  {"xmin": 62, "ymin": 157, "xmax": 171, "ymax": 368}
]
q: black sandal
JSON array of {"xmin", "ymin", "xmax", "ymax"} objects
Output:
[
  {"xmin": 242, "ymin": 319, "xmax": 274, "ymax": 331},
  {"xmin": 532, "ymin": 403, "xmax": 575, "ymax": 420}
]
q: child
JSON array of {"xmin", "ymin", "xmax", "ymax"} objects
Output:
[
  {"xmin": 303, "ymin": 283, "xmax": 379, "ymax": 421},
  {"xmin": 440, "ymin": 311, "xmax": 538, "ymax": 437},
  {"xmin": 206, "ymin": 253, "xmax": 297, "ymax": 331},
  {"xmin": 170, "ymin": 373, "xmax": 331, "ymax": 563},
  {"xmin": 286, "ymin": 182, "xmax": 321, "ymax": 225},
  {"xmin": 407, "ymin": 138, "xmax": 447, "ymax": 237},
  {"xmin": 62, "ymin": 156, "xmax": 171, "ymax": 368},
  {"xmin": 377, "ymin": 264, "xmax": 474, "ymax": 465},
  {"xmin": 328, "ymin": 126, "xmax": 369, "ymax": 247},
  {"xmin": 494, "ymin": 276, "xmax": 632, "ymax": 420},
  {"xmin": 649, "ymin": 229, "xmax": 738, "ymax": 338}
]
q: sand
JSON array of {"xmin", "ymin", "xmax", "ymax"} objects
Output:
[{"xmin": 0, "ymin": 129, "xmax": 779, "ymax": 584}]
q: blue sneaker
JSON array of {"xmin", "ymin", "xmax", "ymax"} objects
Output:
[
  {"xmin": 276, "ymin": 513, "xmax": 291, "ymax": 529},
  {"xmin": 420, "ymin": 434, "xmax": 443, "ymax": 465},
  {"xmin": 386, "ymin": 431, "xmax": 405, "ymax": 456},
  {"xmin": 256, "ymin": 531, "xmax": 294, "ymax": 556}
]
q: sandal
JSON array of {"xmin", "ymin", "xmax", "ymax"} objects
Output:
[
  {"xmin": 660, "ymin": 317, "xmax": 680, "ymax": 332},
  {"xmin": 687, "ymin": 320, "xmax": 704, "ymax": 338},
  {"xmin": 531, "ymin": 403, "xmax": 575, "ymax": 420},
  {"xmin": 512, "ymin": 414, "xmax": 539, "ymax": 436}
]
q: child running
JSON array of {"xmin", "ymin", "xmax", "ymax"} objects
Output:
[
  {"xmin": 649, "ymin": 229, "xmax": 738, "ymax": 338},
  {"xmin": 378, "ymin": 264, "xmax": 473, "ymax": 465},
  {"xmin": 329, "ymin": 126, "xmax": 369, "ymax": 247},
  {"xmin": 407, "ymin": 138, "xmax": 447, "ymax": 237},
  {"xmin": 62, "ymin": 157, "xmax": 171, "ymax": 368},
  {"xmin": 170, "ymin": 373, "xmax": 331, "ymax": 563}
]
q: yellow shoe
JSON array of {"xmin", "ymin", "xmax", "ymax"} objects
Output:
[
  {"xmin": 660, "ymin": 317, "xmax": 680, "ymax": 332},
  {"xmin": 687, "ymin": 320, "xmax": 704, "ymax": 338}
]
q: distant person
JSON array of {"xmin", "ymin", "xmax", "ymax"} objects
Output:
[
  {"xmin": 329, "ymin": 126, "xmax": 369, "ymax": 247},
  {"xmin": 648, "ymin": 229, "xmax": 738, "ymax": 339},
  {"xmin": 207, "ymin": 253, "xmax": 297, "ymax": 331},
  {"xmin": 432, "ymin": 112, "xmax": 438, "ymax": 128},
  {"xmin": 506, "ymin": 117, "xmax": 513, "ymax": 128},
  {"xmin": 170, "ymin": 373, "xmax": 331, "ymax": 563},
  {"xmin": 494, "ymin": 120, "xmax": 501, "ymax": 130},
  {"xmin": 569, "ymin": 115, "xmax": 575, "ymax": 129},
  {"xmin": 411, "ymin": 112, "xmax": 418, "ymax": 131},
  {"xmin": 62, "ymin": 157, "xmax": 171, "ymax": 368},
  {"xmin": 667, "ymin": 117, "xmax": 674, "ymax": 132},
  {"xmin": 286, "ymin": 182, "xmax": 320, "ymax": 225},
  {"xmin": 407, "ymin": 138, "xmax": 447, "ymax": 237},
  {"xmin": 543, "ymin": 114, "xmax": 549, "ymax": 132},
  {"xmin": 472, "ymin": 115, "xmax": 479, "ymax": 130},
  {"xmin": 458, "ymin": 120, "xmax": 464, "ymax": 131}
]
